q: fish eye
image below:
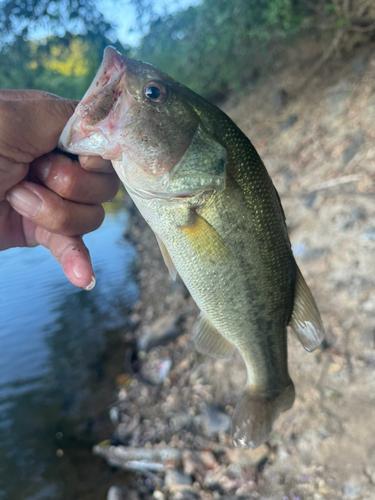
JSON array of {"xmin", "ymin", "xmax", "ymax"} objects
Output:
[{"xmin": 143, "ymin": 82, "xmax": 167, "ymax": 103}]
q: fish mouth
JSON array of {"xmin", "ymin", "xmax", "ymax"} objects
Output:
[{"xmin": 58, "ymin": 47, "xmax": 136, "ymax": 159}]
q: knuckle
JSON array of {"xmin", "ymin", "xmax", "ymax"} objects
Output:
[
  {"xmin": 89, "ymin": 206, "xmax": 105, "ymax": 232},
  {"xmin": 57, "ymin": 171, "xmax": 77, "ymax": 199}
]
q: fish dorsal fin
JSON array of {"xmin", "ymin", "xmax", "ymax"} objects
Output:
[
  {"xmin": 289, "ymin": 266, "xmax": 325, "ymax": 352},
  {"xmin": 155, "ymin": 234, "xmax": 177, "ymax": 281},
  {"xmin": 194, "ymin": 315, "xmax": 235, "ymax": 359}
]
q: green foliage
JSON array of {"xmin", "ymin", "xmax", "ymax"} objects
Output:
[
  {"xmin": 132, "ymin": 0, "xmax": 309, "ymax": 99},
  {"xmin": 0, "ymin": 0, "xmax": 122, "ymax": 98},
  {"xmin": 0, "ymin": 0, "xmax": 114, "ymax": 48},
  {"xmin": 1, "ymin": 0, "xmax": 360, "ymax": 101},
  {"xmin": 0, "ymin": 33, "xmax": 124, "ymax": 99}
]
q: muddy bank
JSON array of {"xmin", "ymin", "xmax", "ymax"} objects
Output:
[{"xmin": 99, "ymin": 42, "xmax": 375, "ymax": 500}]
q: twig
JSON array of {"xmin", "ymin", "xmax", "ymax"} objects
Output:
[
  {"xmin": 292, "ymin": 30, "xmax": 345, "ymax": 94},
  {"xmin": 347, "ymin": 21, "xmax": 375, "ymax": 32},
  {"xmin": 306, "ymin": 174, "xmax": 362, "ymax": 193},
  {"xmin": 93, "ymin": 444, "xmax": 183, "ymax": 471}
]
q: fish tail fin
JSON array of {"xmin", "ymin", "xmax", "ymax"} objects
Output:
[{"xmin": 231, "ymin": 383, "xmax": 295, "ymax": 449}]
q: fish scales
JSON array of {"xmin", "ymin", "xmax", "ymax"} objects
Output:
[{"xmin": 59, "ymin": 46, "xmax": 325, "ymax": 449}]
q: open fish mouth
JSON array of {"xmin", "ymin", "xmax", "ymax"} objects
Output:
[{"xmin": 58, "ymin": 47, "xmax": 136, "ymax": 160}]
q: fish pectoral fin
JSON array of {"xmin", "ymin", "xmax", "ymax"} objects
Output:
[
  {"xmin": 194, "ymin": 315, "xmax": 235, "ymax": 359},
  {"xmin": 181, "ymin": 213, "xmax": 232, "ymax": 263},
  {"xmin": 289, "ymin": 265, "xmax": 325, "ymax": 352},
  {"xmin": 155, "ymin": 233, "xmax": 177, "ymax": 281}
]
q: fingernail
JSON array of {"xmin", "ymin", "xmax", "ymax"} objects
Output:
[
  {"xmin": 84, "ymin": 276, "xmax": 96, "ymax": 291},
  {"xmin": 81, "ymin": 155, "xmax": 112, "ymax": 172},
  {"xmin": 6, "ymin": 185, "xmax": 42, "ymax": 218},
  {"xmin": 32, "ymin": 155, "xmax": 52, "ymax": 181},
  {"xmin": 73, "ymin": 263, "xmax": 96, "ymax": 290},
  {"xmin": 81, "ymin": 156, "xmax": 91, "ymax": 167}
]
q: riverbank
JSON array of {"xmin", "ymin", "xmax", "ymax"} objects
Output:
[{"xmin": 98, "ymin": 40, "xmax": 375, "ymax": 500}]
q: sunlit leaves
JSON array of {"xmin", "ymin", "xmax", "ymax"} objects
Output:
[{"xmin": 42, "ymin": 38, "xmax": 90, "ymax": 76}]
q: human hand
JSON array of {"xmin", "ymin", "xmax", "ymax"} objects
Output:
[{"xmin": 0, "ymin": 90, "xmax": 120, "ymax": 289}]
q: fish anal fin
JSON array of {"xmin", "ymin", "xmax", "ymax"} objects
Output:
[
  {"xmin": 155, "ymin": 234, "xmax": 177, "ymax": 281},
  {"xmin": 232, "ymin": 384, "xmax": 295, "ymax": 449},
  {"xmin": 194, "ymin": 315, "xmax": 235, "ymax": 359},
  {"xmin": 289, "ymin": 266, "xmax": 325, "ymax": 352}
]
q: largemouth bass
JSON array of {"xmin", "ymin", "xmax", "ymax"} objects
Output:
[{"xmin": 59, "ymin": 47, "xmax": 325, "ymax": 448}]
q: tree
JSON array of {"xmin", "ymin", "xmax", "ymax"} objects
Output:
[
  {"xmin": 0, "ymin": 0, "xmax": 126, "ymax": 97},
  {"xmin": 133, "ymin": 0, "xmax": 306, "ymax": 99}
]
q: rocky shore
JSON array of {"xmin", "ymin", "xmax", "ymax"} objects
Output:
[{"xmin": 98, "ymin": 41, "xmax": 375, "ymax": 500}]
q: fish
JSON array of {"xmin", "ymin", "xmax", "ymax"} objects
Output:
[{"xmin": 59, "ymin": 46, "xmax": 325, "ymax": 449}]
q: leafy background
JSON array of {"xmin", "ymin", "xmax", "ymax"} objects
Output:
[{"xmin": 1, "ymin": 0, "xmax": 374, "ymax": 101}]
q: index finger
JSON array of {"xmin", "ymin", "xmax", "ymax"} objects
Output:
[
  {"xmin": 0, "ymin": 94, "xmax": 78, "ymax": 163},
  {"xmin": 0, "ymin": 90, "xmax": 76, "ymax": 103}
]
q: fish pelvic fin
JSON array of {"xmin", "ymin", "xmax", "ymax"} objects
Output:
[
  {"xmin": 155, "ymin": 233, "xmax": 177, "ymax": 280},
  {"xmin": 194, "ymin": 314, "xmax": 235, "ymax": 359},
  {"xmin": 289, "ymin": 265, "xmax": 325, "ymax": 352},
  {"xmin": 231, "ymin": 383, "xmax": 295, "ymax": 449}
]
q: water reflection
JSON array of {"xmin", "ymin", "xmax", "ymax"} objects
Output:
[{"xmin": 0, "ymin": 202, "xmax": 138, "ymax": 500}]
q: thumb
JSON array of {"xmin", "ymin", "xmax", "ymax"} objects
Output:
[{"xmin": 0, "ymin": 90, "xmax": 78, "ymax": 163}]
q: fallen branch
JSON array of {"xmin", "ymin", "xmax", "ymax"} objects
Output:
[
  {"xmin": 306, "ymin": 174, "xmax": 362, "ymax": 193},
  {"xmin": 292, "ymin": 29, "xmax": 345, "ymax": 94},
  {"xmin": 93, "ymin": 444, "xmax": 182, "ymax": 472}
]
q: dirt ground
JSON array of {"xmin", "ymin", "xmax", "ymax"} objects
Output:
[{"xmin": 96, "ymin": 40, "xmax": 375, "ymax": 500}]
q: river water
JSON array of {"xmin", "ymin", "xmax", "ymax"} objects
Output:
[{"xmin": 0, "ymin": 202, "xmax": 139, "ymax": 500}]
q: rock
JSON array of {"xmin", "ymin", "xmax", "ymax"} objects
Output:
[
  {"xmin": 157, "ymin": 358, "xmax": 172, "ymax": 381},
  {"xmin": 204, "ymin": 465, "xmax": 238, "ymax": 491},
  {"xmin": 302, "ymin": 247, "xmax": 325, "ymax": 262},
  {"xmin": 362, "ymin": 295, "xmax": 375, "ymax": 313},
  {"xmin": 165, "ymin": 469, "xmax": 193, "ymax": 489},
  {"xmin": 325, "ymin": 80, "xmax": 351, "ymax": 116},
  {"xmin": 273, "ymin": 89, "xmax": 289, "ymax": 110},
  {"xmin": 292, "ymin": 244, "xmax": 325, "ymax": 261},
  {"xmin": 292, "ymin": 243, "xmax": 307, "ymax": 258},
  {"xmin": 109, "ymin": 406, "xmax": 120, "ymax": 424},
  {"xmin": 364, "ymin": 466, "xmax": 375, "ymax": 484},
  {"xmin": 342, "ymin": 208, "xmax": 367, "ymax": 230},
  {"xmin": 199, "ymin": 451, "xmax": 217, "ymax": 469},
  {"xmin": 278, "ymin": 114, "xmax": 298, "ymax": 132},
  {"xmin": 235, "ymin": 481, "xmax": 257, "ymax": 495},
  {"xmin": 171, "ymin": 491, "xmax": 199, "ymax": 500},
  {"xmin": 183, "ymin": 450, "xmax": 200, "ymax": 475},
  {"xmin": 352, "ymin": 51, "xmax": 370, "ymax": 76},
  {"xmin": 170, "ymin": 413, "xmax": 193, "ymax": 433},
  {"xmin": 138, "ymin": 315, "xmax": 181, "ymax": 352},
  {"xmin": 113, "ymin": 414, "xmax": 140, "ymax": 442},
  {"xmin": 304, "ymin": 191, "xmax": 317, "ymax": 209},
  {"xmin": 226, "ymin": 444, "xmax": 269, "ymax": 468},
  {"xmin": 153, "ymin": 491, "xmax": 165, "ymax": 500},
  {"xmin": 107, "ymin": 486, "xmax": 132, "ymax": 500},
  {"xmin": 342, "ymin": 478, "xmax": 362, "ymax": 499},
  {"xmin": 202, "ymin": 406, "xmax": 232, "ymax": 436},
  {"xmin": 361, "ymin": 227, "xmax": 375, "ymax": 241},
  {"xmin": 342, "ymin": 130, "xmax": 366, "ymax": 165}
]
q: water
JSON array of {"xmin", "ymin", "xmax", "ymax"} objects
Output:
[{"xmin": 0, "ymin": 203, "xmax": 139, "ymax": 500}]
